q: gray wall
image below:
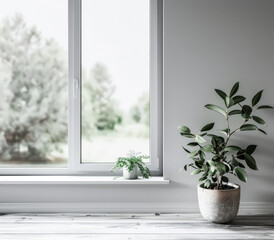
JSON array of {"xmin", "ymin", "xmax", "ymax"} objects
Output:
[
  {"xmin": 0, "ymin": 0, "xmax": 274, "ymax": 207},
  {"xmin": 164, "ymin": 0, "xmax": 274, "ymax": 203}
]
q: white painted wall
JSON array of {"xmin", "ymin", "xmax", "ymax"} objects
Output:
[{"xmin": 0, "ymin": 0, "xmax": 273, "ymax": 209}]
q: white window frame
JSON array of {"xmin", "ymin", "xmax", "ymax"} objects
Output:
[{"xmin": 0, "ymin": 0, "xmax": 163, "ymax": 176}]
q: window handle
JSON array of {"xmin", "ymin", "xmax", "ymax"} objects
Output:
[{"xmin": 73, "ymin": 78, "xmax": 79, "ymax": 98}]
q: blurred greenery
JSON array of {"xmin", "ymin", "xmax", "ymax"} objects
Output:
[
  {"xmin": 0, "ymin": 15, "xmax": 67, "ymax": 162},
  {"xmin": 0, "ymin": 15, "xmax": 150, "ymax": 164}
]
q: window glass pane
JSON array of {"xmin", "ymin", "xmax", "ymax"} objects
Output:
[
  {"xmin": 0, "ymin": 0, "xmax": 68, "ymax": 167},
  {"xmin": 82, "ymin": 0, "xmax": 150, "ymax": 163}
]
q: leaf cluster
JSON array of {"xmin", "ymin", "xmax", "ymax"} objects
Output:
[
  {"xmin": 111, "ymin": 152, "xmax": 151, "ymax": 179},
  {"xmin": 178, "ymin": 82, "xmax": 273, "ymax": 189}
]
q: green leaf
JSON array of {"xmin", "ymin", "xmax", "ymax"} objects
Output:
[
  {"xmin": 239, "ymin": 163, "xmax": 246, "ymax": 168},
  {"xmin": 187, "ymin": 150, "xmax": 198, "ymax": 158},
  {"xmin": 209, "ymin": 135, "xmax": 225, "ymax": 149},
  {"xmin": 199, "ymin": 176, "xmax": 207, "ymax": 181},
  {"xmin": 224, "ymin": 146, "xmax": 242, "ymax": 152},
  {"xmin": 235, "ymin": 167, "xmax": 247, "ymax": 182},
  {"xmin": 218, "ymin": 128, "xmax": 230, "ymax": 136},
  {"xmin": 204, "ymin": 179, "xmax": 211, "ymax": 188},
  {"xmin": 205, "ymin": 104, "xmax": 227, "ymax": 117},
  {"xmin": 202, "ymin": 172, "xmax": 208, "ymax": 177},
  {"xmin": 229, "ymin": 110, "xmax": 242, "ymax": 115},
  {"xmin": 212, "ymin": 156, "xmax": 220, "ymax": 161},
  {"xmin": 241, "ymin": 105, "xmax": 252, "ymax": 119},
  {"xmin": 222, "ymin": 176, "xmax": 229, "ymax": 183},
  {"xmin": 184, "ymin": 164, "xmax": 188, "ymax": 171},
  {"xmin": 201, "ymin": 145, "xmax": 214, "ymax": 153},
  {"xmin": 180, "ymin": 133, "xmax": 195, "ymax": 138},
  {"xmin": 201, "ymin": 123, "xmax": 215, "ymax": 132},
  {"xmin": 182, "ymin": 147, "xmax": 191, "ymax": 153},
  {"xmin": 207, "ymin": 160, "xmax": 226, "ymax": 174},
  {"xmin": 246, "ymin": 145, "xmax": 257, "ymax": 155},
  {"xmin": 207, "ymin": 160, "xmax": 215, "ymax": 166},
  {"xmin": 191, "ymin": 169, "xmax": 201, "ymax": 175},
  {"xmin": 240, "ymin": 124, "xmax": 258, "ymax": 131},
  {"xmin": 195, "ymin": 135, "xmax": 206, "ymax": 143},
  {"xmin": 195, "ymin": 161, "xmax": 203, "ymax": 168},
  {"xmin": 236, "ymin": 151, "xmax": 245, "ymax": 160},
  {"xmin": 252, "ymin": 90, "xmax": 263, "ymax": 106},
  {"xmin": 241, "ymin": 114, "xmax": 252, "ymax": 120},
  {"xmin": 232, "ymin": 95, "xmax": 246, "ymax": 105},
  {"xmin": 258, "ymin": 128, "xmax": 267, "ymax": 135},
  {"xmin": 225, "ymin": 96, "xmax": 234, "ymax": 108},
  {"xmin": 257, "ymin": 105, "xmax": 273, "ymax": 109},
  {"xmin": 244, "ymin": 153, "xmax": 258, "ymax": 170},
  {"xmin": 178, "ymin": 126, "xmax": 190, "ymax": 133},
  {"xmin": 208, "ymin": 169, "xmax": 216, "ymax": 177},
  {"xmin": 242, "ymin": 105, "xmax": 252, "ymax": 115},
  {"xmin": 215, "ymin": 89, "xmax": 227, "ymax": 101},
  {"xmin": 230, "ymin": 82, "xmax": 239, "ymax": 97},
  {"xmin": 199, "ymin": 151, "xmax": 206, "ymax": 161},
  {"xmin": 215, "ymin": 162, "xmax": 227, "ymax": 174},
  {"xmin": 211, "ymin": 136, "xmax": 217, "ymax": 148},
  {"xmin": 187, "ymin": 142, "xmax": 199, "ymax": 147},
  {"xmin": 252, "ymin": 116, "xmax": 265, "ymax": 125},
  {"xmin": 231, "ymin": 157, "xmax": 239, "ymax": 167},
  {"xmin": 202, "ymin": 164, "xmax": 208, "ymax": 173}
]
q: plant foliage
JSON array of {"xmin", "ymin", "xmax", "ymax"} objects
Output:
[
  {"xmin": 178, "ymin": 82, "xmax": 273, "ymax": 189},
  {"xmin": 111, "ymin": 151, "xmax": 151, "ymax": 179}
]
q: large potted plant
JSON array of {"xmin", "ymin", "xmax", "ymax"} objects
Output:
[{"xmin": 178, "ymin": 82, "xmax": 273, "ymax": 223}]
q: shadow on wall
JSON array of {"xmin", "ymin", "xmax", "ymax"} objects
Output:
[{"xmin": 227, "ymin": 133, "xmax": 274, "ymax": 202}]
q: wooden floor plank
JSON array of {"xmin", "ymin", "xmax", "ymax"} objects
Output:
[{"xmin": 0, "ymin": 213, "xmax": 272, "ymax": 240}]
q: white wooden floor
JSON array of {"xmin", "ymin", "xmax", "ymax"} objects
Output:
[{"xmin": 0, "ymin": 212, "xmax": 273, "ymax": 240}]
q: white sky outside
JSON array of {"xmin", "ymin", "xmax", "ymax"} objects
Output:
[{"xmin": 0, "ymin": 0, "xmax": 149, "ymax": 111}]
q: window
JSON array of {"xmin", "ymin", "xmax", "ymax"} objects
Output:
[
  {"xmin": 81, "ymin": 0, "xmax": 150, "ymax": 164},
  {"xmin": 0, "ymin": 0, "xmax": 68, "ymax": 169},
  {"xmin": 0, "ymin": 0, "xmax": 162, "ymax": 175}
]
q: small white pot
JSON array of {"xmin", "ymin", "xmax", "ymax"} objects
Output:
[
  {"xmin": 198, "ymin": 183, "xmax": 240, "ymax": 224},
  {"xmin": 123, "ymin": 165, "xmax": 138, "ymax": 179}
]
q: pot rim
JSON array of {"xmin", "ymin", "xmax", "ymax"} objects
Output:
[{"xmin": 198, "ymin": 182, "xmax": 240, "ymax": 191}]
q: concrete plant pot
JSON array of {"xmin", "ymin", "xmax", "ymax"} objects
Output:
[
  {"xmin": 197, "ymin": 183, "xmax": 240, "ymax": 224},
  {"xmin": 123, "ymin": 165, "xmax": 138, "ymax": 179}
]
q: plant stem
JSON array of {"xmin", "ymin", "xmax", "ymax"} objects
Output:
[
  {"xmin": 217, "ymin": 110, "xmax": 246, "ymax": 188},
  {"xmin": 222, "ymin": 119, "xmax": 247, "ymax": 151},
  {"xmin": 225, "ymin": 108, "xmax": 230, "ymax": 135}
]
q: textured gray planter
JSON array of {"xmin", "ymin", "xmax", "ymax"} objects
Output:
[
  {"xmin": 197, "ymin": 183, "xmax": 240, "ymax": 224},
  {"xmin": 123, "ymin": 166, "xmax": 138, "ymax": 179}
]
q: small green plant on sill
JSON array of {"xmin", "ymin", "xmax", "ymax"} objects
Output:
[
  {"xmin": 111, "ymin": 150, "xmax": 151, "ymax": 178},
  {"xmin": 178, "ymin": 82, "xmax": 273, "ymax": 190}
]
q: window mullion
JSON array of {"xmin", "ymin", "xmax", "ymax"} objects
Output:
[
  {"xmin": 69, "ymin": 0, "xmax": 81, "ymax": 170},
  {"xmin": 149, "ymin": 0, "xmax": 163, "ymax": 174}
]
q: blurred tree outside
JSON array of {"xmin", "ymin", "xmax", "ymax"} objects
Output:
[
  {"xmin": 0, "ymin": 15, "xmax": 67, "ymax": 162},
  {"xmin": 130, "ymin": 92, "xmax": 149, "ymax": 126},
  {"xmin": 82, "ymin": 63, "xmax": 122, "ymax": 138}
]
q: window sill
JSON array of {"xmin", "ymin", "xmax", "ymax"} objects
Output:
[{"xmin": 0, "ymin": 176, "xmax": 169, "ymax": 185}]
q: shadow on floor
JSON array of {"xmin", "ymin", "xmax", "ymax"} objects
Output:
[{"xmin": 231, "ymin": 215, "xmax": 274, "ymax": 227}]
